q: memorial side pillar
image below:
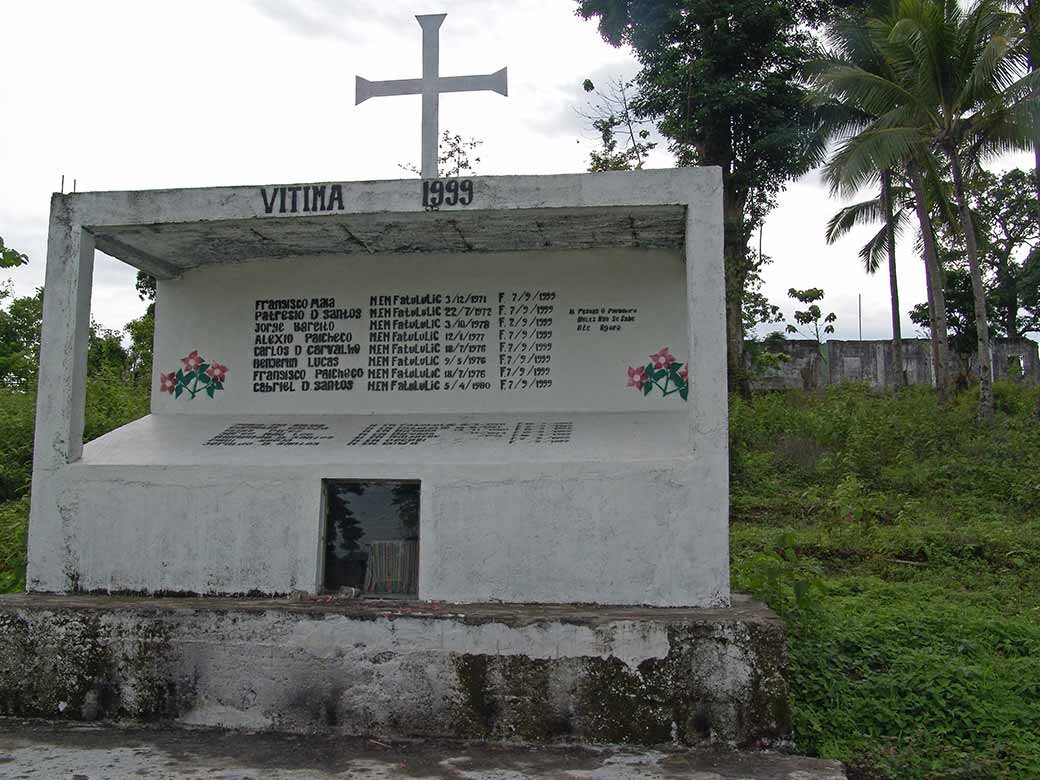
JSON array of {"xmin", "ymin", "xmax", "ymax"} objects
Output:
[{"xmin": 27, "ymin": 193, "xmax": 95, "ymax": 591}]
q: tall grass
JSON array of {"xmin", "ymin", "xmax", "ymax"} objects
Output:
[{"xmin": 732, "ymin": 382, "xmax": 1040, "ymax": 779}]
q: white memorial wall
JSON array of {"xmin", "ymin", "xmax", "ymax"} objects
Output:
[{"xmin": 152, "ymin": 248, "xmax": 690, "ymax": 416}]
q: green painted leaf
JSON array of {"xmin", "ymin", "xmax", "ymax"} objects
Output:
[
  {"xmin": 198, "ymin": 372, "xmax": 211, "ymax": 385},
  {"xmin": 653, "ymin": 369, "xmax": 667, "ymax": 381},
  {"xmin": 679, "ymin": 386, "xmax": 688, "ymax": 401},
  {"xmin": 645, "ymin": 362, "xmax": 654, "ymax": 376},
  {"xmin": 175, "ymin": 385, "xmax": 183, "ymax": 399},
  {"xmin": 213, "ymin": 381, "xmax": 224, "ymax": 390},
  {"xmin": 206, "ymin": 385, "xmax": 215, "ymax": 398},
  {"xmin": 643, "ymin": 382, "xmax": 653, "ymax": 397},
  {"xmin": 175, "ymin": 368, "xmax": 184, "ymax": 382},
  {"xmin": 180, "ymin": 371, "xmax": 195, "ymax": 386},
  {"xmin": 198, "ymin": 363, "xmax": 210, "ymax": 375}
]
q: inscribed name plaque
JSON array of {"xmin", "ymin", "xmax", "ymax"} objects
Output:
[{"xmin": 153, "ymin": 249, "xmax": 689, "ymax": 414}]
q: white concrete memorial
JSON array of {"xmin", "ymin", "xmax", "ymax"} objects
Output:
[{"xmin": 27, "ymin": 169, "xmax": 727, "ymax": 606}]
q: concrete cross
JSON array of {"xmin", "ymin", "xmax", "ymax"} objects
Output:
[{"xmin": 355, "ymin": 14, "xmax": 508, "ymax": 179}]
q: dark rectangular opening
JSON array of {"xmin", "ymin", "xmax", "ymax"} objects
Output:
[{"xmin": 323, "ymin": 480, "xmax": 420, "ymax": 597}]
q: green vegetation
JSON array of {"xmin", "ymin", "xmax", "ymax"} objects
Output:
[
  {"xmin": 731, "ymin": 382, "xmax": 1040, "ymax": 779},
  {"xmin": 0, "ymin": 281, "xmax": 151, "ymax": 592},
  {"xmin": 0, "ymin": 374, "xmax": 148, "ymax": 592},
  {"xmin": 0, "ymin": 237, "xmax": 28, "ymax": 270}
]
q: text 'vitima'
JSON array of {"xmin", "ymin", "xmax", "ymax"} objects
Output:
[{"xmin": 260, "ymin": 185, "xmax": 346, "ymax": 215}]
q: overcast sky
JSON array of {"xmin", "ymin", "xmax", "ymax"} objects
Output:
[{"xmin": 1, "ymin": 0, "xmax": 1034, "ymax": 342}]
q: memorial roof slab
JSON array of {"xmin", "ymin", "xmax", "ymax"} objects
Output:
[
  {"xmin": 56, "ymin": 169, "xmax": 722, "ymax": 278},
  {"xmin": 90, "ymin": 205, "xmax": 688, "ymax": 276}
]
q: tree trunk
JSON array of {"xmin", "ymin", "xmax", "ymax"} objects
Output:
[
  {"xmin": 1034, "ymin": 143, "xmax": 1040, "ymax": 235},
  {"xmin": 723, "ymin": 190, "xmax": 750, "ymax": 398},
  {"xmin": 726, "ymin": 293, "xmax": 746, "ymax": 396},
  {"xmin": 947, "ymin": 144, "xmax": 994, "ymax": 419},
  {"xmin": 907, "ymin": 160, "xmax": 952, "ymax": 399},
  {"xmin": 999, "ymin": 251, "xmax": 1019, "ymax": 340},
  {"xmin": 881, "ymin": 170, "xmax": 906, "ymax": 387}
]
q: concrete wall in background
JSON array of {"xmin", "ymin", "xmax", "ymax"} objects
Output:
[{"xmin": 749, "ymin": 338, "xmax": 1040, "ymax": 391}]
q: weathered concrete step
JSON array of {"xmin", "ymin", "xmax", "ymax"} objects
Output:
[
  {"xmin": 0, "ymin": 593, "xmax": 790, "ymax": 748},
  {"xmin": 0, "ymin": 720, "xmax": 846, "ymax": 779}
]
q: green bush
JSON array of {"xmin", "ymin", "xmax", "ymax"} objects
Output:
[
  {"xmin": 0, "ymin": 372, "xmax": 148, "ymax": 596},
  {"xmin": 0, "ymin": 390, "xmax": 35, "ymax": 501},
  {"xmin": 0, "ymin": 498, "xmax": 28, "ymax": 593},
  {"xmin": 731, "ymin": 382, "xmax": 1040, "ymax": 779}
]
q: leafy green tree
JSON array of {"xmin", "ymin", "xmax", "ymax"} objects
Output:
[
  {"xmin": 912, "ymin": 167, "xmax": 1040, "ymax": 357},
  {"xmin": 910, "ymin": 267, "xmax": 988, "ymax": 360},
  {"xmin": 135, "ymin": 272, "xmax": 156, "ymax": 301},
  {"xmin": 0, "ymin": 237, "xmax": 27, "ymax": 270},
  {"xmin": 576, "ymin": 0, "xmax": 866, "ymax": 395},
  {"xmin": 87, "ymin": 322, "xmax": 128, "ymax": 377},
  {"xmin": 131, "ymin": 271, "xmax": 157, "ymax": 381},
  {"xmin": 125, "ymin": 308, "xmax": 154, "ymax": 381},
  {"xmin": 786, "ymin": 287, "xmax": 838, "ymax": 345},
  {"xmin": 580, "ymin": 77, "xmax": 657, "ymax": 171},
  {"xmin": 960, "ymin": 168, "xmax": 1040, "ymax": 339},
  {"xmin": 0, "ymin": 288, "xmax": 43, "ymax": 391}
]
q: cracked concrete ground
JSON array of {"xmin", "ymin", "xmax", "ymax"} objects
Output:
[{"xmin": 0, "ymin": 720, "xmax": 844, "ymax": 780}]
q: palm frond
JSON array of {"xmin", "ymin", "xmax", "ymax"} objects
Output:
[
  {"xmin": 809, "ymin": 63, "xmax": 925, "ymax": 119},
  {"xmin": 919, "ymin": 148, "xmax": 961, "ymax": 230},
  {"xmin": 825, "ymin": 124, "xmax": 925, "ymax": 198},
  {"xmin": 859, "ymin": 223, "xmax": 891, "ymax": 274},
  {"xmin": 962, "ymin": 33, "xmax": 1015, "ymax": 108},
  {"xmin": 826, "ymin": 196, "xmax": 885, "ymax": 243}
]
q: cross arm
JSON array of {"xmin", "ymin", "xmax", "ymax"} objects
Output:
[
  {"xmin": 355, "ymin": 67, "xmax": 509, "ymax": 105},
  {"xmin": 437, "ymin": 68, "xmax": 508, "ymax": 97},
  {"xmin": 356, "ymin": 76, "xmax": 425, "ymax": 104}
]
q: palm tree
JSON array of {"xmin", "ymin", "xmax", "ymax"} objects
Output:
[
  {"xmin": 825, "ymin": 172, "xmax": 913, "ymax": 385},
  {"xmin": 1007, "ymin": 0, "xmax": 1040, "ymax": 227},
  {"xmin": 810, "ymin": 0, "xmax": 1040, "ymax": 417},
  {"xmin": 806, "ymin": 2, "xmax": 955, "ymax": 398},
  {"xmin": 882, "ymin": 0, "xmax": 1038, "ymax": 417}
]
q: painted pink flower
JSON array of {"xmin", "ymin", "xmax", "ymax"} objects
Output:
[
  {"xmin": 181, "ymin": 350, "xmax": 203, "ymax": 372},
  {"xmin": 206, "ymin": 363, "xmax": 228, "ymax": 383},
  {"xmin": 627, "ymin": 365, "xmax": 647, "ymax": 391},
  {"xmin": 678, "ymin": 364, "xmax": 689, "ymax": 381},
  {"xmin": 650, "ymin": 347, "xmax": 676, "ymax": 370},
  {"xmin": 159, "ymin": 372, "xmax": 177, "ymax": 394}
]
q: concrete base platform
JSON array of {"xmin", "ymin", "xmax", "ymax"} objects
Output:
[
  {"xmin": 0, "ymin": 720, "xmax": 846, "ymax": 780},
  {"xmin": 0, "ymin": 594, "xmax": 788, "ymax": 748}
]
